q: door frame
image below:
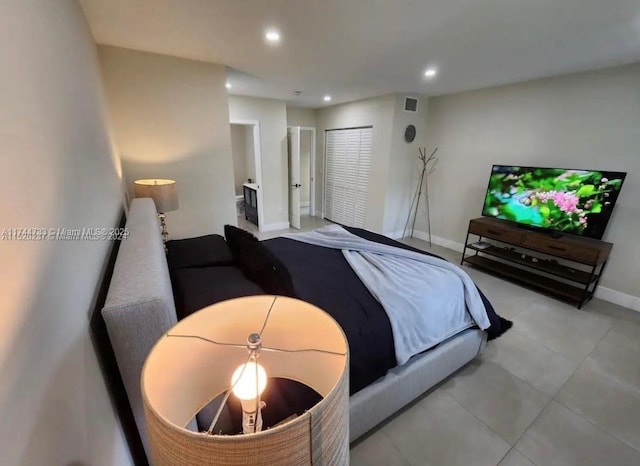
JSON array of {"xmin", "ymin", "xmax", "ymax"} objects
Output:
[
  {"xmin": 287, "ymin": 125, "xmax": 316, "ymax": 217},
  {"xmin": 230, "ymin": 119, "xmax": 264, "ymax": 231}
]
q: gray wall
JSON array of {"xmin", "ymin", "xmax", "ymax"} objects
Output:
[
  {"xmin": 99, "ymin": 46, "xmax": 237, "ymax": 239},
  {"xmin": 425, "ymin": 63, "xmax": 640, "ymax": 298},
  {"xmin": 230, "ymin": 124, "xmax": 248, "ymax": 195},
  {"xmin": 0, "ymin": 1, "xmax": 132, "ymax": 464},
  {"xmin": 315, "ymin": 94, "xmax": 428, "ymax": 234},
  {"xmin": 316, "ymin": 95, "xmax": 397, "ymax": 232},
  {"xmin": 287, "ymin": 106, "xmax": 317, "ymax": 127},
  {"xmin": 384, "ymin": 95, "xmax": 430, "ymax": 235},
  {"xmin": 228, "ymin": 96, "xmax": 289, "ymax": 227}
]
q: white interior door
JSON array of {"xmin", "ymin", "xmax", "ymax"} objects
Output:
[{"xmin": 288, "ymin": 126, "xmax": 301, "ymax": 229}]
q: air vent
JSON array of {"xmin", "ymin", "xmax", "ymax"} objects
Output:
[{"xmin": 404, "ymin": 97, "xmax": 419, "ymax": 113}]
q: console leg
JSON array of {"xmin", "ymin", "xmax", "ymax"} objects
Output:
[{"xmin": 461, "ymin": 231, "xmax": 471, "ymax": 265}]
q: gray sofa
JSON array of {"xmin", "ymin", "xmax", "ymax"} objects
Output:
[{"xmin": 102, "ymin": 198, "xmax": 486, "ymax": 461}]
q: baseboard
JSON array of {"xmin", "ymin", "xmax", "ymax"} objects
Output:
[
  {"xmin": 594, "ymin": 287, "xmax": 640, "ymax": 312},
  {"xmin": 386, "ymin": 230, "xmax": 466, "ymax": 253},
  {"xmin": 261, "ymin": 221, "xmax": 290, "ymax": 232},
  {"xmin": 427, "ymin": 234, "xmax": 466, "ymax": 253},
  {"xmin": 300, "ymin": 206, "xmax": 310, "ymax": 216},
  {"xmin": 385, "ymin": 229, "xmax": 640, "ymax": 313}
]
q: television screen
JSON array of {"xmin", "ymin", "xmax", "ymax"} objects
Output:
[{"xmin": 482, "ymin": 165, "xmax": 626, "ymax": 239}]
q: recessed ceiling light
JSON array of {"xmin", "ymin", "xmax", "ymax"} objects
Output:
[
  {"xmin": 225, "ymin": 82, "xmax": 232, "ymax": 89},
  {"xmin": 323, "ymin": 95, "xmax": 332, "ymax": 102},
  {"xmin": 424, "ymin": 68, "xmax": 437, "ymax": 78},
  {"xmin": 265, "ymin": 29, "xmax": 281, "ymax": 43}
]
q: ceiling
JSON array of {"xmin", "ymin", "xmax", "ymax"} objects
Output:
[{"xmin": 80, "ymin": 0, "xmax": 640, "ymax": 108}]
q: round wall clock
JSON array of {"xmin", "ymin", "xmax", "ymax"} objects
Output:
[{"xmin": 404, "ymin": 124, "xmax": 416, "ymax": 143}]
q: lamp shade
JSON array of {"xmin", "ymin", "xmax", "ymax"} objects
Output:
[
  {"xmin": 134, "ymin": 179, "xmax": 178, "ymax": 213},
  {"xmin": 141, "ymin": 296, "xmax": 349, "ymax": 466}
]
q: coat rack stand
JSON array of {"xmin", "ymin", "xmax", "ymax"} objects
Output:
[{"xmin": 403, "ymin": 147, "xmax": 438, "ymax": 245}]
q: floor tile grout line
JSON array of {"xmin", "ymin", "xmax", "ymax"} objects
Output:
[
  {"xmin": 560, "ymin": 321, "xmax": 640, "ymax": 393},
  {"xmin": 512, "ymin": 446, "xmax": 538, "ymax": 466},
  {"xmin": 485, "ymin": 328, "xmax": 586, "ymax": 399},
  {"xmin": 496, "ymin": 445, "xmax": 539, "ymax": 466},
  {"xmin": 496, "ymin": 446, "xmax": 515, "ymax": 465},
  {"xmin": 496, "ymin": 330, "xmax": 591, "ymax": 452},
  {"xmin": 447, "ymin": 358, "xmax": 553, "ymax": 435},
  {"xmin": 599, "ymin": 326, "xmax": 640, "ymax": 356},
  {"xmin": 507, "ymin": 327, "xmax": 640, "ymax": 457},
  {"xmin": 441, "ymin": 390, "xmax": 513, "ymax": 449},
  {"xmin": 378, "ymin": 429, "xmax": 412, "ymax": 466},
  {"xmin": 379, "ymin": 390, "xmax": 511, "ymax": 464},
  {"xmin": 551, "ymin": 326, "xmax": 640, "ymax": 454},
  {"xmin": 553, "ymin": 396, "xmax": 640, "ymax": 454},
  {"xmin": 505, "ymin": 391, "xmax": 555, "ymax": 455},
  {"xmin": 505, "ymin": 326, "xmax": 596, "ymax": 368},
  {"xmin": 404, "ymin": 240, "xmax": 640, "ymax": 461}
]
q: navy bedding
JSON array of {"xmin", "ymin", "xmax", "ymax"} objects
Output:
[
  {"xmin": 263, "ymin": 226, "xmax": 508, "ymax": 394},
  {"xmin": 172, "ymin": 226, "xmax": 509, "ymax": 396}
]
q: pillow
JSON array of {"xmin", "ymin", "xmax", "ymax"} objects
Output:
[
  {"xmin": 166, "ymin": 234, "xmax": 234, "ymax": 270},
  {"xmin": 172, "ymin": 266, "xmax": 265, "ymax": 320},
  {"xmin": 232, "ymin": 236, "xmax": 296, "ymax": 297},
  {"xmin": 224, "ymin": 224, "xmax": 258, "ymax": 256}
]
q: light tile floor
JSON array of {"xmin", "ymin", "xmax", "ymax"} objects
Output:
[
  {"xmin": 237, "ymin": 215, "xmax": 332, "ymax": 240},
  {"xmin": 350, "ymin": 238, "xmax": 640, "ymax": 466}
]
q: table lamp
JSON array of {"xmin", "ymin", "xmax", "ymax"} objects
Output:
[
  {"xmin": 134, "ymin": 179, "xmax": 178, "ymax": 243},
  {"xmin": 142, "ymin": 296, "xmax": 349, "ymax": 466}
]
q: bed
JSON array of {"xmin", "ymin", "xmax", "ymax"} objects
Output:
[{"xmin": 102, "ymin": 198, "xmax": 509, "ymax": 462}]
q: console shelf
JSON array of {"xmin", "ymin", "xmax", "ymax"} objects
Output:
[{"xmin": 462, "ymin": 218, "xmax": 612, "ymax": 308}]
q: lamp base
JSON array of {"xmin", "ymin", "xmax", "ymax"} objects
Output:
[
  {"xmin": 158, "ymin": 213, "xmax": 169, "ymax": 251},
  {"xmin": 241, "ymin": 401, "xmax": 265, "ymax": 434}
]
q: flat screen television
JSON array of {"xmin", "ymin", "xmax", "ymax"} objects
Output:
[{"xmin": 482, "ymin": 165, "xmax": 626, "ymax": 240}]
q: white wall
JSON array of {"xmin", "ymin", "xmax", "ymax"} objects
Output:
[
  {"xmin": 315, "ymin": 94, "xmax": 399, "ymax": 232},
  {"xmin": 287, "ymin": 106, "xmax": 317, "ymax": 127},
  {"xmin": 425, "ymin": 63, "xmax": 640, "ymax": 300},
  {"xmin": 0, "ymin": 1, "xmax": 132, "ymax": 465},
  {"xmin": 230, "ymin": 124, "xmax": 247, "ymax": 195},
  {"xmin": 383, "ymin": 95, "xmax": 430, "ymax": 235},
  {"xmin": 229, "ymin": 96, "xmax": 289, "ymax": 227},
  {"xmin": 98, "ymin": 46, "xmax": 237, "ymax": 239}
]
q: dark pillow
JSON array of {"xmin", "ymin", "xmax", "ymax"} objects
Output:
[
  {"xmin": 233, "ymin": 236, "xmax": 296, "ymax": 297},
  {"xmin": 224, "ymin": 224, "xmax": 259, "ymax": 257},
  {"xmin": 166, "ymin": 234, "xmax": 234, "ymax": 270},
  {"xmin": 172, "ymin": 266, "xmax": 265, "ymax": 320}
]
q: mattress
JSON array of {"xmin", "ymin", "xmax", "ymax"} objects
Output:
[{"xmin": 172, "ymin": 226, "xmax": 503, "ymax": 395}]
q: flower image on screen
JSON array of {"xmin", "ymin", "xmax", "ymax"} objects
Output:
[{"xmin": 482, "ymin": 166, "xmax": 626, "ymax": 239}]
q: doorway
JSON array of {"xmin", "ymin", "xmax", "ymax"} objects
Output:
[
  {"xmin": 230, "ymin": 120, "xmax": 263, "ymax": 231},
  {"xmin": 287, "ymin": 126, "xmax": 316, "ymax": 230}
]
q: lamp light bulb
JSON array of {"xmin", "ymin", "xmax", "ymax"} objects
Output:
[{"xmin": 231, "ymin": 361, "xmax": 267, "ymax": 401}]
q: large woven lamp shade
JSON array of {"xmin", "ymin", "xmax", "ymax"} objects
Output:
[
  {"xmin": 142, "ymin": 296, "xmax": 350, "ymax": 466},
  {"xmin": 134, "ymin": 179, "xmax": 178, "ymax": 213}
]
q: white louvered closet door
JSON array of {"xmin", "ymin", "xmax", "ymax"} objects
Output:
[{"xmin": 324, "ymin": 127, "xmax": 372, "ymax": 227}]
